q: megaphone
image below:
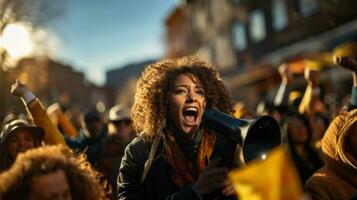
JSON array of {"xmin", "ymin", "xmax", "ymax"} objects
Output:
[{"xmin": 202, "ymin": 108, "xmax": 281, "ymax": 165}]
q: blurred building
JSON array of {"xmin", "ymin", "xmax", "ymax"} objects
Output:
[
  {"xmin": 0, "ymin": 57, "xmax": 107, "ymax": 118},
  {"xmin": 165, "ymin": 0, "xmax": 357, "ymax": 110},
  {"xmin": 105, "ymin": 59, "xmax": 156, "ymax": 107},
  {"xmin": 165, "ymin": 6, "xmax": 199, "ymax": 58}
]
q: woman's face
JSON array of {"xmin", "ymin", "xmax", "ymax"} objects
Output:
[
  {"xmin": 169, "ymin": 73, "xmax": 206, "ymax": 135},
  {"xmin": 7, "ymin": 129, "xmax": 35, "ymax": 159},
  {"xmin": 288, "ymin": 117, "xmax": 308, "ymax": 145}
]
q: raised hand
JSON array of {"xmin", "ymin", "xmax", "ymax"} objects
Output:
[
  {"xmin": 47, "ymin": 103, "xmax": 63, "ymax": 116},
  {"xmin": 334, "ymin": 56, "xmax": 357, "ymax": 72},
  {"xmin": 193, "ymin": 158, "xmax": 228, "ymax": 195},
  {"xmin": 222, "ymin": 177, "xmax": 235, "ymax": 196},
  {"xmin": 10, "ymin": 80, "xmax": 29, "ymax": 97},
  {"xmin": 304, "ymin": 68, "xmax": 320, "ymax": 86},
  {"xmin": 278, "ymin": 63, "xmax": 293, "ymax": 84}
]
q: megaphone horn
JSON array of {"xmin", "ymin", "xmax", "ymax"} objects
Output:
[{"xmin": 202, "ymin": 108, "xmax": 281, "ymax": 164}]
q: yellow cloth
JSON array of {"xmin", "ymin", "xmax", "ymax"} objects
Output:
[
  {"xmin": 228, "ymin": 147, "xmax": 303, "ymax": 200},
  {"xmin": 58, "ymin": 111, "xmax": 78, "ymax": 137},
  {"xmin": 333, "ymin": 42, "xmax": 357, "ymax": 58},
  {"xmin": 298, "ymin": 84, "xmax": 326, "ymax": 116},
  {"xmin": 304, "ymin": 59, "xmax": 325, "ymax": 71},
  {"xmin": 303, "ymin": 52, "xmax": 333, "ymax": 71},
  {"xmin": 27, "ymin": 99, "xmax": 67, "ymax": 145},
  {"xmin": 48, "ymin": 106, "xmax": 78, "ymax": 137}
]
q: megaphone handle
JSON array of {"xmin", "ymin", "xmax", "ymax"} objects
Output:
[{"xmin": 219, "ymin": 139, "xmax": 238, "ymax": 168}]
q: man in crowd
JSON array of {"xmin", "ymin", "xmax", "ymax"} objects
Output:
[{"xmin": 99, "ymin": 104, "xmax": 135, "ymax": 199}]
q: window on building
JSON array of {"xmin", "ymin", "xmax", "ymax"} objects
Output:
[
  {"xmin": 249, "ymin": 9, "xmax": 266, "ymax": 43},
  {"xmin": 232, "ymin": 22, "xmax": 247, "ymax": 51},
  {"xmin": 272, "ymin": 0, "xmax": 288, "ymax": 31},
  {"xmin": 299, "ymin": 0, "xmax": 319, "ymax": 17}
]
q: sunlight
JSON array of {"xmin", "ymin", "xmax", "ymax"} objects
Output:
[{"xmin": 0, "ymin": 23, "xmax": 33, "ymax": 59}]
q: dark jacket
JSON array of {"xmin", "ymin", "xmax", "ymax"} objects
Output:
[
  {"xmin": 100, "ymin": 135, "xmax": 133, "ymax": 198},
  {"xmin": 117, "ymin": 134, "xmax": 228, "ymax": 200},
  {"xmin": 65, "ymin": 128, "xmax": 107, "ymax": 167}
]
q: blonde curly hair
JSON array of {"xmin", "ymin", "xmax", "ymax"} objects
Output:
[{"xmin": 132, "ymin": 56, "xmax": 234, "ymax": 138}]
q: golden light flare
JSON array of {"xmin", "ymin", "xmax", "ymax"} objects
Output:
[{"xmin": 0, "ymin": 23, "xmax": 33, "ymax": 59}]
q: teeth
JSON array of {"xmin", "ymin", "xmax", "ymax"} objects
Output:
[{"xmin": 185, "ymin": 107, "xmax": 197, "ymax": 112}]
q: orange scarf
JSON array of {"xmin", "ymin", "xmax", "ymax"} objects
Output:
[{"xmin": 165, "ymin": 129, "xmax": 216, "ymax": 188}]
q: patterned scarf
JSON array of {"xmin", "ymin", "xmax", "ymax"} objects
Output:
[{"xmin": 165, "ymin": 128, "xmax": 216, "ymax": 188}]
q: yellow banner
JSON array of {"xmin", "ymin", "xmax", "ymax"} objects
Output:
[{"xmin": 228, "ymin": 147, "xmax": 303, "ymax": 200}]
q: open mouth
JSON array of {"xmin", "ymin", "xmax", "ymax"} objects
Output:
[{"xmin": 182, "ymin": 107, "xmax": 198, "ymax": 125}]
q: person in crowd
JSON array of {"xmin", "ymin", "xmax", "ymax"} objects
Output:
[
  {"xmin": 256, "ymin": 100, "xmax": 285, "ymax": 124},
  {"xmin": 274, "ymin": 63, "xmax": 294, "ymax": 108},
  {"xmin": 310, "ymin": 112, "xmax": 329, "ymax": 150},
  {"xmin": 47, "ymin": 102, "xmax": 79, "ymax": 138},
  {"xmin": 282, "ymin": 112, "xmax": 323, "ymax": 185},
  {"xmin": 0, "ymin": 119, "xmax": 44, "ymax": 172},
  {"xmin": 99, "ymin": 104, "xmax": 136, "ymax": 198},
  {"xmin": 297, "ymin": 62, "xmax": 331, "ymax": 151},
  {"xmin": 305, "ymin": 109, "xmax": 357, "ymax": 200},
  {"xmin": 117, "ymin": 56, "xmax": 237, "ymax": 199},
  {"xmin": 6, "ymin": 80, "xmax": 113, "ymax": 198},
  {"xmin": 305, "ymin": 53, "xmax": 357, "ymax": 200},
  {"xmin": 9, "ymin": 80, "xmax": 67, "ymax": 146},
  {"xmin": 67, "ymin": 104, "xmax": 83, "ymax": 131},
  {"xmin": 298, "ymin": 66, "xmax": 326, "ymax": 117},
  {"xmin": 265, "ymin": 62, "xmax": 299, "ymax": 124},
  {"xmin": 107, "ymin": 104, "xmax": 135, "ymax": 140},
  {"xmin": 289, "ymin": 91, "xmax": 304, "ymax": 111},
  {"xmin": 65, "ymin": 109, "xmax": 107, "ymax": 167},
  {"xmin": 0, "ymin": 145, "xmax": 107, "ymax": 200},
  {"xmin": 335, "ymin": 56, "xmax": 357, "ymax": 110},
  {"xmin": 0, "ymin": 81, "xmax": 67, "ymax": 172}
]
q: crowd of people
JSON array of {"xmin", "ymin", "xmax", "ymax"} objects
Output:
[{"xmin": 0, "ymin": 52, "xmax": 356, "ymax": 199}]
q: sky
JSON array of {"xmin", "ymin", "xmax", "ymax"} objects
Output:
[{"xmin": 49, "ymin": 0, "xmax": 177, "ymax": 86}]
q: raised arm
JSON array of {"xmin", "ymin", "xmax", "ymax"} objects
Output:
[
  {"xmin": 274, "ymin": 63, "xmax": 293, "ymax": 106},
  {"xmin": 11, "ymin": 80, "xmax": 67, "ymax": 145},
  {"xmin": 334, "ymin": 56, "xmax": 357, "ymax": 110},
  {"xmin": 298, "ymin": 68, "xmax": 325, "ymax": 116},
  {"xmin": 47, "ymin": 103, "xmax": 79, "ymax": 137}
]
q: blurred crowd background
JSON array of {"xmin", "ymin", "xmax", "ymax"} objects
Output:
[
  {"xmin": 1, "ymin": 0, "xmax": 357, "ymax": 199},
  {"xmin": 0, "ymin": 0, "xmax": 356, "ymax": 114}
]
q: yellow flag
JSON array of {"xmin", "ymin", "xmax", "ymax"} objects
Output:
[
  {"xmin": 333, "ymin": 42, "xmax": 357, "ymax": 58},
  {"xmin": 228, "ymin": 147, "xmax": 303, "ymax": 200}
]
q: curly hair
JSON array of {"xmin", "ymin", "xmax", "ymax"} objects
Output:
[
  {"xmin": 0, "ymin": 145, "xmax": 106, "ymax": 200},
  {"xmin": 132, "ymin": 56, "xmax": 234, "ymax": 137}
]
